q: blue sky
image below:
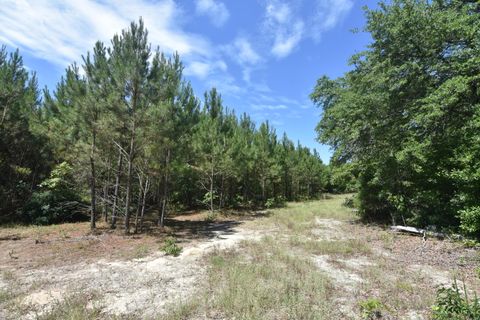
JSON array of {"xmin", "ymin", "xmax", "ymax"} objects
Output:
[{"xmin": 0, "ymin": 0, "xmax": 377, "ymax": 163}]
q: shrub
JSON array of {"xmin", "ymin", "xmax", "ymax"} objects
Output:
[
  {"xmin": 265, "ymin": 198, "xmax": 275, "ymax": 209},
  {"xmin": 265, "ymin": 196, "xmax": 286, "ymax": 209},
  {"xmin": 432, "ymin": 280, "xmax": 480, "ymax": 319},
  {"xmin": 162, "ymin": 237, "xmax": 182, "ymax": 257},
  {"xmin": 359, "ymin": 298, "xmax": 384, "ymax": 319},
  {"xmin": 22, "ymin": 162, "xmax": 86, "ymax": 225},
  {"xmin": 459, "ymin": 207, "xmax": 480, "ymax": 238},
  {"xmin": 342, "ymin": 195, "xmax": 356, "ymax": 208},
  {"xmin": 204, "ymin": 211, "xmax": 218, "ymax": 222}
]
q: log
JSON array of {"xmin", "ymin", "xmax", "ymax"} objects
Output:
[
  {"xmin": 390, "ymin": 225, "xmax": 425, "ymax": 235},
  {"xmin": 390, "ymin": 225, "xmax": 445, "ymax": 239}
]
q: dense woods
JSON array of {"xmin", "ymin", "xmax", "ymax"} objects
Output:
[
  {"xmin": 0, "ymin": 20, "xmax": 330, "ymax": 231},
  {"xmin": 312, "ymin": 0, "xmax": 480, "ymax": 235}
]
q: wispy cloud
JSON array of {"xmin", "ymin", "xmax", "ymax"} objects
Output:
[
  {"xmin": 311, "ymin": 0, "xmax": 354, "ymax": 41},
  {"xmin": 262, "ymin": 0, "xmax": 353, "ymax": 58},
  {"xmin": 184, "ymin": 60, "xmax": 227, "ymax": 79},
  {"xmin": 232, "ymin": 37, "xmax": 261, "ymax": 65},
  {"xmin": 222, "ymin": 36, "xmax": 262, "ymax": 83},
  {"xmin": 195, "ymin": 0, "xmax": 230, "ymax": 27},
  {"xmin": 0, "ymin": 0, "xmax": 211, "ymax": 68},
  {"xmin": 252, "ymin": 104, "xmax": 288, "ymax": 111},
  {"xmin": 271, "ymin": 21, "xmax": 304, "ymax": 58},
  {"xmin": 264, "ymin": 0, "xmax": 304, "ymax": 59}
]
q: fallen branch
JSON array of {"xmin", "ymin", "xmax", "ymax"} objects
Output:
[
  {"xmin": 390, "ymin": 225, "xmax": 445, "ymax": 239},
  {"xmin": 391, "ymin": 225, "xmax": 425, "ymax": 235}
]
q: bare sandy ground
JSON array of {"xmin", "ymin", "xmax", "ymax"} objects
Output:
[
  {"xmin": 1, "ymin": 213, "xmax": 477, "ymax": 319},
  {"xmin": 2, "ymin": 222, "xmax": 266, "ymax": 319}
]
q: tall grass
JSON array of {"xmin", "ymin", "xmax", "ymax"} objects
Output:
[
  {"xmin": 164, "ymin": 196, "xmax": 358, "ymax": 319},
  {"xmin": 166, "ymin": 237, "xmax": 333, "ymax": 320}
]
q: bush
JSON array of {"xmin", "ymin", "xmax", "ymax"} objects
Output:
[
  {"xmin": 459, "ymin": 207, "xmax": 480, "ymax": 238},
  {"xmin": 342, "ymin": 195, "xmax": 356, "ymax": 208},
  {"xmin": 22, "ymin": 162, "xmax": 86, "ymax": 225},
  {"xmin": 265, "ymin": 196, "xmax": 286, "ymax": 209},
  {"xmin": 359, "ymin": 298, "xmax": 384, "ymax": 319},
  {"xmin": 204, "ymin": 211, "xmax": 218, "ymax": 222},
  {"xmin": 162, "ymin": 237, "xmax": 182, "ymax": 257},
  {"xmin": 432, "ymin": 280, "xmax": 480, "ymax": 319}
]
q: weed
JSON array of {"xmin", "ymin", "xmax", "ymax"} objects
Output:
[
  {"xmin": 162, "ymin": 237, "xmax": 182, "ymax": 257},
  {"xmin": 204, "ymin": 211, "xmax": 218, "ymax": 222},
  {"xmin": 359, "ymin": 298, "xmax": 384, "ymax": 319},
  {"xmin": 134, "ymin": 244, "xmax": 150, "ymax": 259},
  {"xmin": 38, "ymin": 292, "xmax": 103, "ymax": 320},
  {"xmin": 432, "ymin": 280, "xmax": 480, "ymax": 319},
  {"xmin": 463, "ymin": 239, "xmax": 479, "ymax": 248},
  {"xmin": 2, "ymin": 270, "xmax": 15, "ymax": 281}
]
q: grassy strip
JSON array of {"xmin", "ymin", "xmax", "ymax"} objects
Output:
[
  {"xmin": 166, "ymin": 237, "xmax": 333, "ymax": 320},
  {"xmin": 164, "ymin": 196, "xmax": 358, "ymax": 319}
]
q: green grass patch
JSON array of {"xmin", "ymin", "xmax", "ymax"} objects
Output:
[
  {"xmin": 289, "ymin": 237, "xmax": 371, "ymax": 256},
  {"xmin": 38, "ymin": 293, "xmax": 102, "ymax": 320},
  {"xmin": 167, "ymin": 236, "xmax": 334, "ymax": 319}
]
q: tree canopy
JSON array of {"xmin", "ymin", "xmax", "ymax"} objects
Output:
[
  {"xmin": 312, "ymin": 0, "xmax": 480, "ymax": 234},
  {"xmin": 0, "ymin": 20, "xmax": 330, "ymax": 232}
]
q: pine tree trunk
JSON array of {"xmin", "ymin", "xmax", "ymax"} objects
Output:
[
  {"xmin": 111, "ymin": 150, "xmax": 123, "ymax": 229},
  {"xmin": 90, "ymin": 131, "xmax": 97, "ymax": 230},
  {"xmin": 103, "ymin": 183, "xmax": 108, "ymax": 223},
  {"xmin": 160, "ymin": 149, "xmax": 170, "ymax": 227},
  {"xmin": 219, "ymin": 175, "xmax": 225, "ymax": 209},
  {"xmin": 134, "ymin": 175, "xmax": 143, "ymax": 234},
  {"xmin": 210, "ymin": 159, "xmax": 214, "ymax": 213},
  {"xmin": 124, "ymin": 141, "xmax": 134, "ymax": 234},
  {"xmin": 125, "ymin": 82, "xmax": 138, "ymax": 234},
  {"xmin": 139, "ymin": 177, "xmax": 149, "ymax": 233},
  {"xmin": 261, "ymin": 178, "xmax": 266, "ymax": 203}
]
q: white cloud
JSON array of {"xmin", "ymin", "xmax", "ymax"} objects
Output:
[
  {"xmin": 233, "ymin": 37, "xmax": 261, "ymax": 65},
  {"xmin": 222, "ymin": 36, "xmax": 262, "ymax": 84},
  {"xmin": 195, "ymin": 0, "xmax": 230, "ymax": 27},
  {"xmin": 184, "ymin": 59, "xmax": 228, "ymax": 79},
  {"xmin": 264, "ymin": 0, "xmax": 304, "ymax": 58},
  {"xmin": 185, "ymin": 61, "xmax": 210, "ymax": 79},
  {"xmin": 271, "ymin": 21, "xmax": 304, "ymax": 58},
  {"xmin": 266, "ymin": 2, "xmax": 291, "ymax": 24},
  {"xmin": 262, "ymin": 0, "xmax": 353, "ymax": 58},
  {"xmin": 252, "ymin": 104, "xmax": 288, "ymax": 111},
  {"xmin": 0, "ymin": 0, "xmax": 211, "ymax": 68},
  {"xmin": 312, "ymin": 0, "xmax": 354, "ymax": 41}
]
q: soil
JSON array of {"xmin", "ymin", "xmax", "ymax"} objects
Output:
[{"xmin": 1, "ymin": 210, "xmax": 479, "ymax": 319}]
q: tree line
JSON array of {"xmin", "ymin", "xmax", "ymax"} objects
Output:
[
  {"xmin": 312, "ymin": 0, "xmax": 480, "ymax": 235},
  {"xmin": 0, "ymin": 19, "xmax": 332, "ymax": 232}
]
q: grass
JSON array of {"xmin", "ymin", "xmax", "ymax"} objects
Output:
[
  {"xmin": 358, "ymin": 257, "xmax": 437, "ymax": 317},
  {"xmin": 266, "ymin": 194, "xmax": 356, "ymax": 233},
  {"xmin": 37, "ymin": 292, "xmax": 103, "ymax": 320},
  {"xmin": 289, "ymin": 237, "xmax": 371, "ymax": 256},
  {"xmin": 133, "ymin": 244, "xmax": 151, "ymax": 259},
  {"xmin": 166, "ymin": 237, "xmax": 334, "ymax": 320},
  {"xmin": 164, "ymin": 195, "xmax": 359, "ymax": 319},
  {"xmin": 3, "ymin": 194, "xmax": 464, "ymax": 319}
]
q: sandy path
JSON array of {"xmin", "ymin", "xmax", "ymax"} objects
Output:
[
  {"xmin": 11, "ymin": 222, "xmax": 266, "ymax": 319},
  {"xmin": 3, "ymin": 210, "xmax": 475, "ymax": 320}
]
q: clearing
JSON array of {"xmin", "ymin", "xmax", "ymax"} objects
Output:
[{"xmin": 1, "ymin": 195, "xmax": 479, "ymax": 319}]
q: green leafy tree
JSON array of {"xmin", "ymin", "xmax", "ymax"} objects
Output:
[{"xmin": 312, "ymin": 0, "xmax": 480, "ymax": 228}]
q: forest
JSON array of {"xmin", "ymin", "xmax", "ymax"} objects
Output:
[{"xmin": 0, "ymin": 20, "xmax": 334, "ymax": 232}]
